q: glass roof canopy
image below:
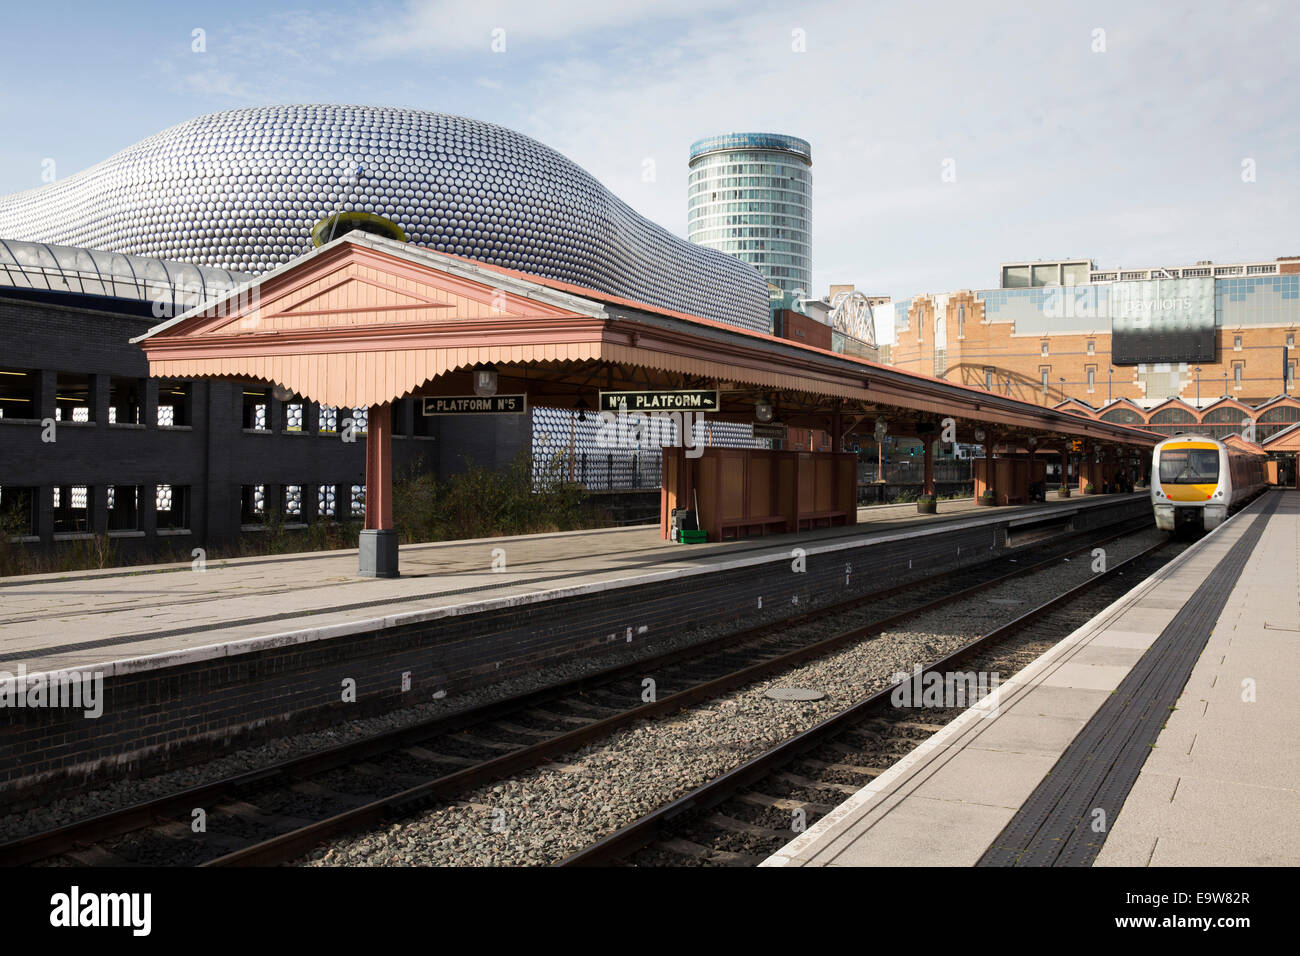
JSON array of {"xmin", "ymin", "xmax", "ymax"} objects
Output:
[{"xmin": 0, "ymin": 238, "xmax": 250, "ymax": 314}]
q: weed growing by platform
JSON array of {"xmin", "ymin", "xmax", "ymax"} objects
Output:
[{"xmin": 392, "ymin": 453, "xmax": 593, "ymax": 542}]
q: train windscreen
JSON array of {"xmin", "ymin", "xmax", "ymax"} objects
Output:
[{"xmin": 1159, "ymin": 449, "xmax": 1219, "ymax": 484}]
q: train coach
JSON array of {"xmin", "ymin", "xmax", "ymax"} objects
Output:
[{"xmin": 1151, "ymin": 434, "xmax": 1268, "ymax": 534}]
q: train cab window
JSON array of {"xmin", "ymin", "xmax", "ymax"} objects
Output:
[{"xmin": 1159, "ymin": 449, "xmax": 1219, "ymax": 484}]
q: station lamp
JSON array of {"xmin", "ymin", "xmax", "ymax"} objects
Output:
[
  {"xmin": 473, "ymin": 364, "xmax": 499, "ymax": 398},
  {"xmin": 755, "ymin": 398, "xmax": 774, "ymax": 423}
]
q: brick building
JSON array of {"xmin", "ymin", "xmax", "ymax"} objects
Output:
[{"xmin": 887, "ymin": 255, "xmax": 1300, "ymax": 438}]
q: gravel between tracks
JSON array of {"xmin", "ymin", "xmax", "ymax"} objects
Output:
[
  {"xmin": 0, "ymin": 563, "xmax": 880, "ymax": 844},
  {"xmin": 300, "ymin": 529, "xmax": 1164, "ymax": 867}
]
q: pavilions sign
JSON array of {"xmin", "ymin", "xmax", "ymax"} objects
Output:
[
  {"xmin": 1110, "ymin": 277, "xmax": 1216, "ymax": 365},
  {"xmin": 598, "ymin": 389, "xmax": 720, "ymax": 413}
]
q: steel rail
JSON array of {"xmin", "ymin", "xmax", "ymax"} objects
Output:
[
  {"xmin": 555, "ymin": 539, "xmax": 1168, "ymax": 866},
  {"xmin": 201, "ymin": 523, "xmax": 1150, "ymax": 866},
  {"xmin": 0, "ymin": 518, "xmax": 1146, "ymax": 867}
]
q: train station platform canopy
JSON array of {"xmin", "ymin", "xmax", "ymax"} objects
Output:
[{"xmin": 133, "ymin": 232, "xmax": 1159, "ymax": 574}]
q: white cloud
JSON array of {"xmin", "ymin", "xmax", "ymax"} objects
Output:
[{"xmin": 360, "ymin": 0, "xmax": 752, "ymax": 56}]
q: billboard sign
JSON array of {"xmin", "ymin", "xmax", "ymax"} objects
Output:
[{"xmin": 1110, "ymin": 277, "xmax": 1215, "ymax": 365}]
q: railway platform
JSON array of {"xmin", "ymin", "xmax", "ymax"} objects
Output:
[
  {"xmin": 0, "ymin": 492, "xmax": 1148, "ymax": 800},
  {"xmin": 763, "ymin": 488, "xmax": 1299, "ymax": 868}
]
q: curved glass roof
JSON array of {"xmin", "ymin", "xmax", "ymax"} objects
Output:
[
  {"xmin": 0, "ymin": 238, "xmax": 250, "ymax": 313},
  {"xmin": 688, "ymin": 132, "xmax": 812, "ymax": 164}
]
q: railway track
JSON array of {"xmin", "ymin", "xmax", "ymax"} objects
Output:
[
  {"xmin": 557, "ymin": 539, "xmax": 1181, "ymax": 866},
  {"xmin": 0, "ymin": 518, "xmax": 1152, "ymax": 868}
]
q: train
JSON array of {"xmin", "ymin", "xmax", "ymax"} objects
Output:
[{"xmin": 1151, "ymin": 434, "xmax": 1268, "ymax": 533}]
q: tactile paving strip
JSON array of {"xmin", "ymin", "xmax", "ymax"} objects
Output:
[{"xmin": 978, "ymin": 491, "xmax": 1281, "ymax": 867}]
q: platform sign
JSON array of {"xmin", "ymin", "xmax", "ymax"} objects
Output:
[
  {"xmin": 422, "ymin": 394, "xmax": 527, "ymax": 415},
  {"xmin": 598, "ymin": 389, "xmax": 719, "ymax": 413},
  {"xmin": 752, "ymin": 423, "xmax": 788, "ymax": 440}
]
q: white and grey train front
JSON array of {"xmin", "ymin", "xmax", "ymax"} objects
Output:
[{"xmin": 1151, "ymin": 435, "xmax": 1267, "ymax": 533}]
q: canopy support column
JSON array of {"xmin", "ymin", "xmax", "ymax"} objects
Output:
[
  {"xmin": 359, "ymin": 401, "xmax": 399, "ymax": 577},
  {"xmin": 923, "ymin": 437, "xmax": 935, "ymax": 495}
]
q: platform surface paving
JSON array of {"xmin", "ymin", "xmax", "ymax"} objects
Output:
[
  {"xmin": 0, "ymin": 495, "xmax": 1111, "ymax": 678},
  {"xmin": 763, "ymin": 490, "xmax": 1299, "ymax": 868}
]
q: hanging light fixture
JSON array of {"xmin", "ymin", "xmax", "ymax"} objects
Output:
[
  {"xmin": 576, "ymin": 396, "xmax": 590, "ymax": 423},
  {"xmin": 755, "ymin": 398, "xmax": 774, "ymax": 423},
  {"xmin": 473, "ymin": 364, "xmax": 499, "ymax": 398}
]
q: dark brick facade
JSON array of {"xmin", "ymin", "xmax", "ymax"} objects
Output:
[
  {"xmin": 0, "ymin": 495, "xmax": 1150, "ymax": 804},
  {"xmin": 0, "ymin": 289, "xmax": 528, "ymax": 559}
]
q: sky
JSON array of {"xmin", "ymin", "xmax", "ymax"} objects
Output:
[{"xmin": 1, "ymin": 0, "xmax": 1297, "ymax": 343}]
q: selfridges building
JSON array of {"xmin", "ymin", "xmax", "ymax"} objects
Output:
[{"xmin": 0, "ymin": 104, "xmax": 768, "ymax": 331}]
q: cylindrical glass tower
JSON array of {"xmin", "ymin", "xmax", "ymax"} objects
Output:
[{"xmin": 687, "ymin": 132, "xmax": 812, "ymax": 297}]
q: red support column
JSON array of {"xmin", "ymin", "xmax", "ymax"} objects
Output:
[
  {"xmin": 359, "ymin": 401, "xmax": 398, "ymax": 576},
  {"xmin": 364, "ymin": 401, "xmax": 394, "ymax": 530},
  {"xmin": 923, "ymin": 438, "xmax": 935, "ymax": 495}
]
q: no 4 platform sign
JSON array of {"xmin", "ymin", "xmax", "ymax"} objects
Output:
[
  {"xmin": 599, "ymin": 389, "xmax": 719, "ymax": 413},
  {"xmin": 422, "ymin": 395, "xmax": 528, "ymax": 415}
]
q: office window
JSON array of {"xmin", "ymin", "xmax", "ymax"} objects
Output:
[
  {"xmin": 413, "ymin": 399, "xmax": 435, "ymax": 436},
  {"xmin": 283, "ymin": 485, "xmax": 304, "ymax": 518},
  {"xmin": 0, "ymin": 485, "xmax": 37, "ymax": 536},
  {"xmin": 1234, "ymin": 335, "xmax": 1243, "ymax": 351},
  {"xmin": 1087, "ymin": 340, "xmax": 1096, "ymax": 356},
  {"xmin": 107, "ymin": 485, "xmax": 139, "ymax": 531},
  {"xmin": 1062, "ymin": 262, "xmax": 1090, "ymax": 286},
  {"xmin": 1087, "ymin": 368, "xmax": 1096, "ymax": 392},
  {"xmin": 157, "ymin": 380, "xmax": 192, "ymax": 427},
  {"xmin": 55, "ymin": 373, "xmax": 93, "ymax": 422},
  {"xmin": 241, "ymin": 484, "xmax": 266, "ymax": 524},
  {"xmin": 957, "ymin": 303, "xmax": 965, "ymax": 338},
  {"xmin": 157, "ymin": 485, "xmax": 190, "ymax": 530},
  {"xmin": 1031, "ymin": 264, "xmax": 1058, "ymax": 287},
  {"xmin": 984, "ymin": 368, "xmax": 994, "ymax": 390},
  {"xmin": 242, "ymin": 387, "xmax": 270, "ymax": 430},
  {"xmin": 1040, "ymin": 341, "xmax": 1049, "ymax": 357},
  {"xmin": 318, "ymin": 406, "xmax": 339, "ymax": 434},
  {"xmin": 1289, "ymin": 362, "xmax": 1296, "ymax": 390},
  {"xmin": 108, "ymin": 377, "xmax": 143, "ymax": 425},
  {"xmin": 284, "ymin": 396, "xmax": 305, "ymax": 432},
  {"xmin": 52, "ymin": 484, "xmax": 91, "ymax": 533},
  {"xmin": 1288, "ymin": 333, "xmax": 1295, "ymax": 349},
  {"xmin": 1040, "ymin": 367, "xmax": 1050, "ymax": 394},
  {"xmin": 1002, "ymin": 265, "xmax": 1031, "ymax": 288},
  {"xmin": 1233, "ymin": 363, "xmax": 1243, "ymax": 389},
  {"xmin": 0, "ymin": 368, "xmax": 40, "ymax": 419}
]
